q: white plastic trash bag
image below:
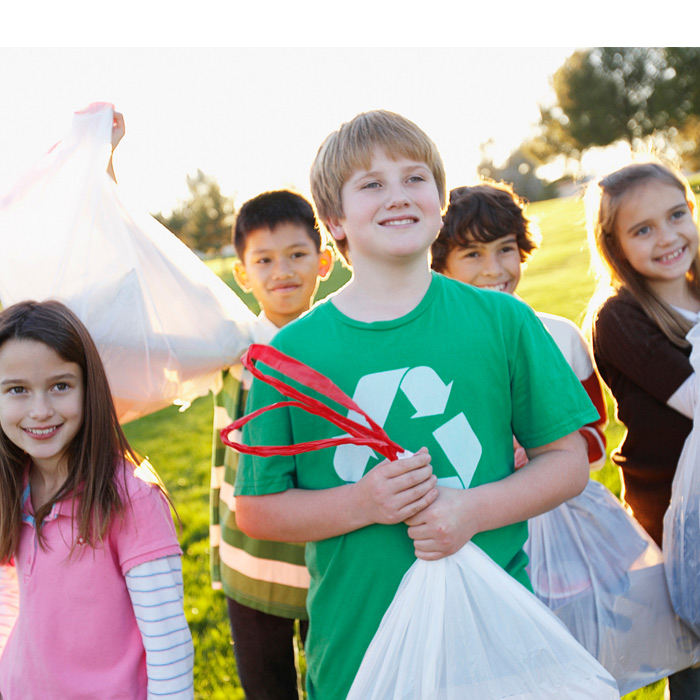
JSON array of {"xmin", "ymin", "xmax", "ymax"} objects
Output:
[
  {"xmin": 0, "ymin": 103, "xmax": 260, "ymax": 423},
  {"xmin": 347, "ymin": 541, "xmax": 620, "ymax": 700},
  {"xmin": 663, "ymin": 323, "xmax": 700, "ymax": 637},
  {"xmin": 527, "ymin": 479, "xmax": 700, "ymax": 695}
]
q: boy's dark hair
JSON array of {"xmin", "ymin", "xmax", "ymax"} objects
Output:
[
  {"xmin": 431, "ymin": 182, "xmax": 539, "ymax": 272},
  {"xmin": 233, "ymin": 190, "xmax": 323, "ymax": 259}
]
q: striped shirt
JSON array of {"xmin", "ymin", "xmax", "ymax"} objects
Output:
[{"xmin": 210, "ymin": 318, "xmax": 308, "ymax": 619}]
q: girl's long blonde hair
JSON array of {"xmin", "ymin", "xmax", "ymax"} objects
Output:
[{"xmin": 585, "ymin": 162, "xmax": 700, "ymax": 348}]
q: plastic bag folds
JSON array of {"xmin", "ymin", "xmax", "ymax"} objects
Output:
[
  {"xmin": 663, "ymin": 323, "xmax": 700, "ymax": 637},
  {"xmin": 0, "ymin": 103, "xmax": 260, "ymax": 422},
  {"xmin": 527, "ymin": 479, "xmax": 700, "ymax": 695},
  {"xmin": 347, "ymin": 541, "xmax": 619, "ymax": 700}
]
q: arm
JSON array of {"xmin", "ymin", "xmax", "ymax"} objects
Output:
[
  {"xmin": 236, "ymin": 448, "xmax": 438, "ymax": 542},
  {"xmin": 405, "ymin": 430, "xmax": 588, "ymax": 560},
  {"xmin": 0, "ymin": 563, "xmax": 19, "ymax": 655},
  {"xmin": 126, "ymin": 555, "xmax": 194, "ymax": 699},
  {"xmin": 593, "ymin": 295, "xmax": 693, "ymax": 406},
  {"xmin": 106, "ymin": 111, "xmax": 125, "ymax": 183}
]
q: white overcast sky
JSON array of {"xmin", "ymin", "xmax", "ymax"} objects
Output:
[{"xmin": 0, "ymin": 3, "xmax": 687, "ymax": 215}]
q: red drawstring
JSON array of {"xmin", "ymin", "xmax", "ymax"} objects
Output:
[{"xmin": 220, "ymin": 344, "xmax": 404, "ymax": 461}]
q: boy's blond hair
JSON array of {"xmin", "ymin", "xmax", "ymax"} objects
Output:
[{"xmin": 310, "ymin": 110, "xmax": 447, "ymax": 262}]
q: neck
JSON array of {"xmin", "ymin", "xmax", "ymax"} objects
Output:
[
  {"xmin": 29, "ymin": 462, "xmax": 68, "ymax": 511},
  {"xmin": 332, "ymin": 258, "xmax": 433, "ymax": 322}
]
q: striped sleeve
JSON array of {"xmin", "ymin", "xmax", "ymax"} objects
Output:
[
  {"xmin": 210, "ymin": 367, "xmax": 245, "ymax": 589},
  {"xmin": 0, "ymin": 564, "xmax": 19, "ymax": 656},
  {"xmin": 126, "ymin": 555, "xmax": 194, "ymax": 699}
]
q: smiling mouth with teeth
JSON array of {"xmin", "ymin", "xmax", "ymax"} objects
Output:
[
  {"xmin": 382, "ymin": 218, "xmax": 417, "ymax": 226},
  {"xmin": 25, "ymin": 426, "xmax": 59, "ymax": 436},
  {"xmin": 656, "ymin": 246, "xmax": 686, "ymax": 263}
]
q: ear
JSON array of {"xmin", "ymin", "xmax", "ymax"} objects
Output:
[
  {"xmin": 233, "ymin": 260, "xmax": 251, "ymax": 292},
  {"xmin": 326, "ymin": 217, "xmax": 346, "ymax": 242},
  {"xmin": 688, "ymin": 197, "xmax": 696, "ymax": 216},
  {"xmin": 317, "ymin": 248, "xmax": 334, "ymax": 280}
]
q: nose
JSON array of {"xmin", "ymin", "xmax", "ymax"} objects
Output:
[
  {"xmin": 271, "ymin": 257, "xmax": 293, "ymax": 279},
  {"xmin": 658, "ymin": 223, "xmax": 677, "ymax": 245},
  {"xmin": 29, "ymin": 393, "xmax": 54, "ymax": 421},
  {"xmin": 386, "ymin": 181, "xmax": 410, "ymax": 209},
  {"xmin": 481, "ymin": 252, "xmax": 503, "ymax": 277}
]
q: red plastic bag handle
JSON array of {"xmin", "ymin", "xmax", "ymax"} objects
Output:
[{"xmin": 220, "ymin": 344, "xmax": 403, "ymax": 461}]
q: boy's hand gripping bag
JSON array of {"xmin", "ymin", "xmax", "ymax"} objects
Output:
[
  {"xmin": 222, "ymin": 345, "xmax": 621, "ymax": 700},
  {"xmin": 0, "ymin": 103, "xmax": 261, "ymax": 423},
  {"xmin": 663, "ymin": 323, "xmax": 700, "ymax": 637},
  {"xmin": 526, "ymin": 479, "xmax": 700, "ymax": 696}
]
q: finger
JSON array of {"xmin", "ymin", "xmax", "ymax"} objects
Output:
[
  {"xmin": 385, "ymin": 452, "xmax": 431, "ymax": 477},
  {"xmin": 393, "ymin": 467, "xmax": 435, "ymax": 496},
  {"xmin": 398, "ymin": 485, "xmax": 438, "ymax": 521}
]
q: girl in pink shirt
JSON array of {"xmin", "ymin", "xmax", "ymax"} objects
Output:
[{"xmin": 0, "ymin": 300, "xmax": 194, "ymax": 700}]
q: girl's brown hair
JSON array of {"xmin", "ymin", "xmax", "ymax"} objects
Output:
[
  {"xmin": 585, "ymin": 162, "xmax": 700, "ymax": 348},
  {"xmin": 0, "ymin": 300, "xmax": 143, "ymax": 561}
]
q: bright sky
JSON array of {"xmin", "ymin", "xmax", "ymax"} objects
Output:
[
  {"xmin": 0, "ymin": 2, "xmax": 685, "ymax": 217},
  {"xmin": 0, "ymin": 47, "xmax": 578, "ymax": 215}
]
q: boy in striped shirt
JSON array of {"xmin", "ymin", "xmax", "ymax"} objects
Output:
[{"xmin": 210, "ymin": 190, "xmax": 332, "ymax": 699}]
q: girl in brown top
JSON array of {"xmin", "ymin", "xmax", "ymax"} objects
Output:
[{"xmin": 587, "ymin": 161, "xmax": 700, "ymax": 700}]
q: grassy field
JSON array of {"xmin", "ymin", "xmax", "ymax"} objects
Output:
[{"xmin": 123, "ymin": 194, "xmax": 665, "ymax": 699}]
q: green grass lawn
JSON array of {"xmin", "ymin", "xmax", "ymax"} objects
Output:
[{"xmin": 124, "ymin": 196, "xmax": 665, "ymax": 699}]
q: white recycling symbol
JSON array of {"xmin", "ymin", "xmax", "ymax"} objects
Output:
[{"xmin": 333, "ymin": 367, "xmax": 481, "ymax": 488}]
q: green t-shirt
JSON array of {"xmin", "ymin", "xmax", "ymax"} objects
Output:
[{"xmin": 236, "ymin": 272, "xmax": 598, "ymax": 700}]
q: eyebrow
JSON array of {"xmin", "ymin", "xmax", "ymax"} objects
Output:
[
  {"xmin": 351, "ymin": 161, "xmax": 430, "ymax": 181},
  {"xmin": 626, "ymin": 201, "xmax": 688, "ymax": 234},
  {"xmin": 249, "ymin": 241, "xmax": 313, "ymax": 255},
  {"xmin": 0, "ymin": 372, "xmax": 79, "ymax": 387}
]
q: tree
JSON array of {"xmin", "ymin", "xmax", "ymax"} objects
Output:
[
  {"xmin": 154, "ymin": 170, "xmax": 235, "ymax": 255},
  {"xmin": 524, "ymin": 47, "xmax": 700, "ymax": 169},
  {"xmin": 477, "ymin": 143, "xmax": 557, "ymax": 202}
]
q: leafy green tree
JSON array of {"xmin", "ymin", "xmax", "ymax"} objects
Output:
[
  {"xmin": 525, "ymin": 47, "xmax": 700, "ymax": 168},
  {"xmin": 154, "ymin": 170, "xmax": 235, "ymax": 255},
  {"xmin": 477, "ymin": 143, "xmax": 557, "ymax": 202}
]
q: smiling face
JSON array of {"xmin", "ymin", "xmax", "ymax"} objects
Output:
[
  {"xmin": 614, "ymin": 180, "xmax": 699, "ymax": 299},
  {"xmin": 235, "ymin": 222, "xmax": 332, "ymax": 328},
  {"xmin": 0, "ymin": 338, "xmax": 84, "ymax": 477},
  {"xmin": 328, "ymin": 149, "xmax": 443, "ymax": 269},
  {"xmin": 442, "ymin": 234, "xmax": 522, "ymax": 294}
]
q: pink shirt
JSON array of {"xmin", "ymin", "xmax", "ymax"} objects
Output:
[{"xmin": 0, "ymin": 465, "xmax": 182, "ymax": 700}]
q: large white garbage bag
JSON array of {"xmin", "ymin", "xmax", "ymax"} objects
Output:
[
  {"xmin": 0, "ymin": 103, "xmax": 259, "ymax": 423},
  {"xmin": 347, "ymin": 541, "xmax": 620, "ymax": 700},
  {"xmin": 527, "ymin": 479, "xmax": 700, "ymax": 695},
  {"xmin": 664, "ymin": 323, "xmax": 700, "ymax": 637}
]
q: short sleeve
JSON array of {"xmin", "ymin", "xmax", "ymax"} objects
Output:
[
  {"xmin": 510, "ymin": 310, "xmax": 599, "ymax": 449},
  {"xmin": 234, "ymin": 370, "xmax": 299, "ymax": 497},
  {"xmin": 114, "ymin": 470, "xmax": 182, "ymax": 575}
]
